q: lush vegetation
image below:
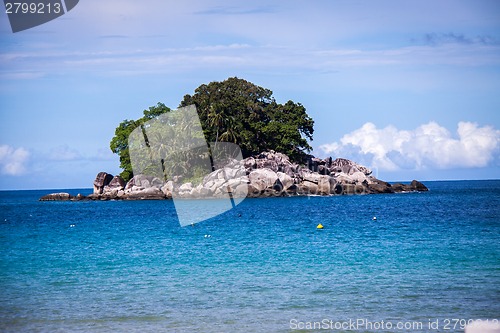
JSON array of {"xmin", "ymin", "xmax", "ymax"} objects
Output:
[
  {"xmin": 110, "ymin": 77, "xmax": 314, "ymax": 181},
  {"xmin": 110, "ymin": 102, "xmax": 171, "ymax": 181}
]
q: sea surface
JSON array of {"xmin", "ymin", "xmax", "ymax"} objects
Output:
[{"xmin": 0, "ymin": 180, "xmax": 499, "ymax": 333}]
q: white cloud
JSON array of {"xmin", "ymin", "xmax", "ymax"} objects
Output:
[
  {"xmin": 0, "ymin": 145, "xmax": 30, "ymax": 175},
  {"xmin": 318, "ymin": 122, "xmax": 500, "ymax": 171},
  {"xmin": 48, "ymin": 145, "xmax": 82, "ymax": 161},
  {"xmin": 90, "ymin": 148, "xmax": 117, "ymax": 162},
  {"xmin": 3, "ymin": 42, "xmax": 499, "ymax": 80},
  {"xmin": 2, "ymin": 0, "xmax": 499, "ymax": 82},
  {"xmin": 47, "ymin": 145, "xmax": 117, "ymax": 162}
]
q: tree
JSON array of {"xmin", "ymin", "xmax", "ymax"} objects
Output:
[
  {"xmin": 110, "ymin": 78, "xmax": 315, "ymax": 180},
  {"xmin": 207, "ymin": 104, "xmax": 225, "ymax": 148},
  {"xmin": 180, "ymin": 77, "xmax": 314, "ymax": 162},
  {"xmin": 110, "ymin": 103, "xmax": 171, "ymax": 181}
]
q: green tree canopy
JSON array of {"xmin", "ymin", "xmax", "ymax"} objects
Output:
[
  {"xmin": 180, "ymin": 77, "xmax": 314, "ymax": 162},
  {"xmin": 110, "ymin": 102, "xmax": 171, "ymax": 181},
  {"xmin": 110, "ymin": 78, "xmax": 314, "ymax": 181}
]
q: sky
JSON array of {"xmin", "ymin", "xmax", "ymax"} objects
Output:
[{"xmin": 0, "ymin": 0, "xmax": 499, "ymax": 190}]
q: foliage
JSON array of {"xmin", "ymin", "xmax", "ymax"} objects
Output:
[
  {"xmin": 110, "ymin": 78, "xmax": 315, "ymax": 181},
  {"xmin": 109, "ymin": 103, "xmax": 171, "ymax": 181},
  {"xmin": 180, "ymin": 77, "xmax": 314, "ymax": 162}
]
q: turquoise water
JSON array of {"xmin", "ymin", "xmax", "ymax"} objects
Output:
[{"xmin": 1, "ymin": 181, "xmax": 499, "ymax": 332}]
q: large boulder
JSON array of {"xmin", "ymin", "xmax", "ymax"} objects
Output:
[
  {"xmin": 243, "ymin": 157, "xmax": 257, "ymax": 171},
  {"xmin": 161, "ymin": 181, "xmax": 174, "ymax": 198},
  {"xmin": 247, "ymin": 184, "xmax": 262, "ymax": 197},
  {"xmin": 223, "ymin": 166, "xmax": 246, "ymax": 180},
  {"xmin": 300, "ymin": 170, "xmax": 320, "ymax": 183},
  {"xmin": 104, "ymin": 175, "xmax": 126, "ymax": 193},
  {"xmin": 233, "ymin": 183, "xmax": 249, "ymax": 198},
  {"xmin": 317, "ymin": 165, "xmax": 331, "ymax": 175},
  {"xmin": 204, "ymin": 179, "xmax": 227, "ymax": 194},
  {"xmin": 125, "ymin": 174, "xmax": 157, "ymax": 191},
  {"xmin": 247, "ymin": 150, "xmax": 295, "ymax": 173},
  {"xmin": 39, "ymin": 192, "xmax": 72, "ymax": 201},
  {"xmin": 277, "ymin": 172, "xmax": 294, "ymax": 191},
  {"xmin": 392, "ymin": 180, "xmax": 429, "ymax": 192},
  {"xmin": 177, "ymin": 182, "xmax": 194, "ymax": 198},
  {"xmin": 202, "ymin": 169, "xmax": 225, "ymax": 185},
  {"xmin": 282, "ymin": 164, "xmax": 298, "ymax": 178},
  {"xmin": 226, "ymin": 177, "xmax": 248, "ymax": 193},
  {"xmin": 248, "ymin": 168, "xmax": 279, "ymax": 192},
  {"xmin": 73, "ymin": 193, "xmax": 87, "ymax": 201},
  {"xmin": 350, "ymin": 171, "xmax": 368, "ymax": 184},
  {"xmin": 317, "ymin": 175, "xmax": 331, "ymax": 195},
  {"xmin": 328, "ymin": 158, "xmax": 372, "ymax": 176},
  {"xmin": 179, "ymin": 182, "xmax": 193, "ymax": 192},
  {"xmin": 298, "ymin": 170, "xmax": 322, "ymax": 195},
  {"xmin": 334, "ymin": 172, "xmax": 355, "ymax": 185},
  {"xmin": 202, "ymin": 166, "xmax": 246, "ymax": 188},
  {"xmin": 255, "ymin": 159, "xmax": 278, "ymax": 172},
  {"xmin": 126, "ymin": 187, "xmax": 165, "ymax": 200},
  {"xmin": 297, "ymin": 182, "xmax": 318, "ymax": 195},
  {"xmin": 410, "ymin": 180, "xmax": 428, "ymax": 191},
  {"xmin": 93, "ymin": 172, "xmax": 113, "ymax": 194},
  {"xmin": 367, "ymin": 178, "xmax": 394, "ymax": 194},
  {"xmin": 297, "ymin": 174, "xmax": 331, "ymax": 195}
]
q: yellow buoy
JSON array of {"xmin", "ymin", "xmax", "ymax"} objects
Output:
[{"xmin": 316, "ymin": 223, "xmax": 324, "ymax": 229}]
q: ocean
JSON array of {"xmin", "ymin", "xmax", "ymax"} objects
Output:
[{"xmin": 1, "ymin": 180, "xmax": 499, "ymax": 332}]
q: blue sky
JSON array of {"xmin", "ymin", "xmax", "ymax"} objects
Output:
[{"xmin": 1, "ymin": 0, "xmax": 499, "ymax": 190}]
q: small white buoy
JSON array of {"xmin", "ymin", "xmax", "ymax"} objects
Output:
[
  {"xmin": 204, "ymin": 234, "xmax": 211, "ymax": 238},
  {"xmin": 70, "ymin": 224, "xmax": 75, "ymax": 228},
  {"xmin": 372, "ymin": 216, "xmax": 377, "ymax": 221}
]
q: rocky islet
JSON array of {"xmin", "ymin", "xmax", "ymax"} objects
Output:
[{"xmin": 39, "ymin": 151, "xmax": 428, "ymax": 201}]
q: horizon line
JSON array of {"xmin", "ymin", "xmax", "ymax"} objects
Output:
[{"xmin": 1, "ymin": 178, "xmax": 499, "ymax": 192}]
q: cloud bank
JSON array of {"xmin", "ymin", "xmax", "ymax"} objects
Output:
[
  {"xmin": 0, "ymin": 145, "xmax": 30, "ymax": 175},
  {"xmin": 319, "ymin": 122, "xmax": 499, "ymax": 171}
]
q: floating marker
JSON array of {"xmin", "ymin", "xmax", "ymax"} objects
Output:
[
  {"xmin": 316, "ymin": 223, "xmax": 324, "ymax": 229},
  {"xmin": 372, "ymin": 216, "xmax": 377, "ymax": 221}
]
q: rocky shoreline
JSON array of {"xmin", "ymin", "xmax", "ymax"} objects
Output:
[{"xmin": 40, "ymin": 151, "xmax": 428, "ymax": 201}]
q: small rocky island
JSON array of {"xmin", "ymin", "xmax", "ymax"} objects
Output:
[{"xmin": 40, "ymin": 151, "xmax": 428, "ymax": 201}]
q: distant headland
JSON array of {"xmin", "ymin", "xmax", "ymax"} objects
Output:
[{"xmin": 40, "ymin": 150, "xmax": 428, "ymax": 201}]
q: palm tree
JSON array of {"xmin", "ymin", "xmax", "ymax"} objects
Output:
[
  {"xmin": 207, "ymin": 104, "xmax": 225, "ymax": 147},
  {"xmin": 219, "ymin": 115, "xmax": 237, "ymax": 143}
]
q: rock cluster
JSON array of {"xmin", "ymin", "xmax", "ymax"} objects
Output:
[{"xmin": 39, "ymin": 151, "xmax": 428, "ymax": 201}]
